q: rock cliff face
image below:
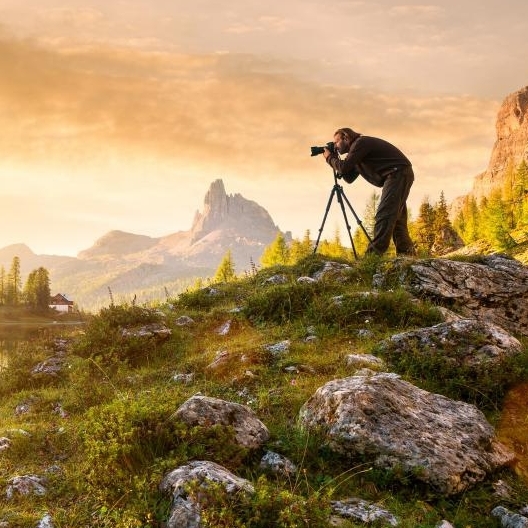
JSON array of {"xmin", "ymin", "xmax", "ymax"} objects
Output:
[{"xmin": 471, "ymin": 85, "xmax": 528, "ymax": 201}]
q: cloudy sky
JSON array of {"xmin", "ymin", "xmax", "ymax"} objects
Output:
[{"xmin": 1, "ymin": 0, "xmax": 527, "ymax": 256}]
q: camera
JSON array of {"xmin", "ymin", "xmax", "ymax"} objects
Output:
[{"xmin": 310, "ymin": 141, "xmax": 335, "ymax": 157}]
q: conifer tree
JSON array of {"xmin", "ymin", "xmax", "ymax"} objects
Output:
[
  {"xmin": 501, "ymin": 160, "xmax": 517, "ymax": 229},
  {"xmin": 433, "ymin": 191, "xmax": 450, "ymax": 231},
  {"xmin": 24, "ymin": 267, "xmax": 51, "ymax": 310},
  {"xmin": 260, "ymin": 233, "xmax": 290, "ymax": 267},
  {"xmin": 328, "ymin": 228, "xmax": 348, "ymax": 258},
  {"xmin": 482, "ymin": 190, "xmax": 516, "ymax": 250},
  {"xmin": 5, "ymin": 256, "xmax": 22, "ymax": 306},
  {"xmin": 464, "ymin": 196, "xmax": 482, "ymax": 242},
  {"xmin": 288, "ymin": 230, "xmax": 313, "ymax": 264},
  {"xmin": 412, "ymin": 197, "xmax": 436, "ymax": 254},
  {"xmin": 513, "ymin": 160, "xmax": 528, "ymax": 225},
  {"xmin": 213, "ymin": 250, "xmax": 236, "ymax": 283}
]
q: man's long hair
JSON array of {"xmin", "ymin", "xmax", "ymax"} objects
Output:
[{"xmin": 334, "ymin": 127, "xmax": 361, "ymax": 142}]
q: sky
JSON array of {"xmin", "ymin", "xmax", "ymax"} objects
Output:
[{"xmin": 1, "ymin": 0, "xmax": 527, "ymax": 256}]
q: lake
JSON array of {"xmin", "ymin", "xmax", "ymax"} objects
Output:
[{"xmin": 0, "ymin": 321, "xmax": 85, "ymax": 369}]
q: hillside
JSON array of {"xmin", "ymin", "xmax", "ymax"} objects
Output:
[{"xmin": 1, "ymin": 253, "xmax": 527, "ymax": 527}]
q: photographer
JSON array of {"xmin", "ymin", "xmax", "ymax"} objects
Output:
[{"xmin": 323, "ymin": 127, "xmax": 416, "ymax": 256}]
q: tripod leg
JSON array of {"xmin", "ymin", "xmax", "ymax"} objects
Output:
[
  {"xmin": 335, "ymin": 186, "xmax": 358, "ymax": 259},
  {"xmin": 340, "ymin": 188, "xmax": 373, "ymax": 244},
  {"xmin": 314, "ymin": 186, "xmax": 337, "ymax": 253}
]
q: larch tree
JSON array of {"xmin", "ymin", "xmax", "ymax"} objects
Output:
[
  {"xmin": 5, "ymin": 256, "xmax": 22, "ymax": 306},
  {"xmin": 213, "ymin": 250, "xmax": 236, "ymax": 283},
  {"xmin": 412, "ymin": 197, "xmax": 436, "ymax": 254},
  {"xmin": 481, "ymin": 190, "xmax": 516, "ymax": 250},
  {"xmin": 24, "ymin": 267, "xmax": 51, "ymax": 310},
  {"xmin": 260, "ymin": 233, "xmax": 290, "ymax": 267},
  {"xmin": 288, "ymin": 230, "xmax": 313, "ymax": 264}
]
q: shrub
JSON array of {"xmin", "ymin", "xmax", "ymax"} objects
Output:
[
  {"xmin": 243, "ymin": 282, "xmax": 329, "ymax": 325},
  {"xmin": 73, "ymin": 304, "xmax": 165, "ymax": 366},
  {"xmin": 377, "ymin": 335, "xmax": 528, "ymax": 409}
]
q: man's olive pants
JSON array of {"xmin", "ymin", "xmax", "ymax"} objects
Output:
[{"xmin": 365, "ymin": 166, "xmax": 415, "ymax": 256}]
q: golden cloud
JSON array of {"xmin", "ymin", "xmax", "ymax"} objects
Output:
[{"xmin": 0, "ymin": 32, "xmax": 498, "ymax": 181}]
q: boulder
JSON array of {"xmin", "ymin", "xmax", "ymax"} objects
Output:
[
  {"xmin": 299, "ymin": 372, "xmax": 514, "ymax": 495},
  {"xmin": 173, "ymin": 394, "xmax": 269, "ymax": 449},
  {"xmin": 330, "ymin": 498, "xmax": 399, "ymax": 526},
  {"xmin": 380, "ymin": 319, "xmax": 522, "ymax": 369},
  {"xmin": 121, "ymin": 322, "xmax": 171, "ymax": 340},
  {"xmin": 373, "ymin": 254, "xmax": 528, "ymax": 336},
  {"xmin": 492, "ymin": 506, "xmax": 528, "ymax": 528},
  {"xmin": 260, "ymin": 451, "xmax": 298, "ymax": 476},
  {"xmin": 6, "ymin": 475, "xmax": 47, "ymax": 499},
  {"xmin": 160, "ymin": 460, "xmax": 254, "ymax": 528},
  {"xmin": 32, "ymin": 356, "xmax": 65, "ymax": 376}
]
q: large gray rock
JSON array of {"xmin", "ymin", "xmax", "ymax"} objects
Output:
[
  {"xmin": 381, "ymin": 319, "xmax": 522, "ymax": 368},
  {"xmin": 173, "ymin": 394, "xmax": 269, "ymax": 449},
  {"xmin": 121, "ymin": 322, "xmax": 171, "ymax": 340},
  {"xmin": 492, "ymin": 506, "xmax": 528, "ymax": 528},
  {"xmin": 373, "ymin": 254, "xmax": 528, "ymax": 336},
  {"xmin": 6, "ymin": 475, "xmax": 47, "ymax": 499},
  {"xmin": 160, "ymin": 460, "xmax": 254, "ymax": 528},
  {"xmin": 330, "ymin": 498, "xmax": 399, "ymax": 526},
  {"xmin": 299, "ymin": 372, "xmax": 514, "ymax": 495}
]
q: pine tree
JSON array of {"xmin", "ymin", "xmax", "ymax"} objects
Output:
[
  {"xmin": 260, "ymin": 233, "xmax": 290, "ymax": 267},
  {"xmin": 5, "ymin": 256, "xmax": 22, "ymax": 306},
  {"xmin": 288, "ymin": 230, "xmax": 313, "ymax": 264},
  {"xmin": 513, "ymin": 160, "xmax": 528, "ymax": 226},
  {"xmin": 502, "ymin": 160, "xmax": 517, "ymax": 229},
  {"xmin": 481, "ymin": 190, "xmax": 516, "ymax": 250},
  {"xmin": 213, "ymin": 250, "xmax": 236, "ymax": 283},
  {"xmin": 433, "ymin": 191, "xmax": 450, "ymax": 232},
  {"xmin": 23, "ymin": 267, "xmax": 50, "ymax": 310},
  {"xmin": 412, "ymin": 197, "xmax": 436, "ymax": 254},
  {"xmin": 465, "ymin": 196, "xmax": 481, "ymax": 242},
  {"xmin": 329, "ymin": 228, "xmax": 348, "ymax": 258}
]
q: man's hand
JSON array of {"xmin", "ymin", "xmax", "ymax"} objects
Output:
[{"xmin": 323, "ymin": 147, "xmax": 331, "ymax": 160}]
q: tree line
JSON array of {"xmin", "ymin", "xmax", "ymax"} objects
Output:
[
  {"xmin": 0, "ymin": 256, "xmax": 51, "ymax": 310},
  {"xmin": 453, "ymin": 160, "xmax": 528, "ymax": 250}
]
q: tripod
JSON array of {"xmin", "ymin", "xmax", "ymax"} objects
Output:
[{"xmin": 313, "ymin": 169, "xmax": 373, "ymax": 259}]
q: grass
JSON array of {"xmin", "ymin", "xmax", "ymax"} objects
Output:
[{"xmin": 0, "ymin": 254, "xmax": 527, "ymax": 527}]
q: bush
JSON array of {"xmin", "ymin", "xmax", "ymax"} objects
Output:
[
  {"xmin": 73, "ymin": 304, "xmax": 165, "ymax": 366},
  {"xmin": 377, "ymin": 335, "xmax": 528, "ymax": 409}
]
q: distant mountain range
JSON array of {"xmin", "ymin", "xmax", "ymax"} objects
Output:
[{"xmin": 0, "ymin": 179, "xmax": 289, "ymax": 311}]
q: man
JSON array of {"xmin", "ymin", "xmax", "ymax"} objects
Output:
[{"xmin": 323, "ymin": 127, "xmax": 416, "ymax": 256}]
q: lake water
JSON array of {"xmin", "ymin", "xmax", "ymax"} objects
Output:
[{"xmin": 0, "ymin": 321, "xmax": 84, "ymax": 370}]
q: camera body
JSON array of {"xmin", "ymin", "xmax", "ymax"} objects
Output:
[{"xmin": 310, "ymin": 141, "xmax": 335, "ymax": 157}]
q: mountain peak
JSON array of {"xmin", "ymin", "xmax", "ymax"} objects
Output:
[
  {"xmin": 78, "ymin": 230, "xmax": 159, "ymax": 259},
  {"xmin": 0, "ymin": 243, "xmax": 35, "ymax": 261},
  {"xmin": 190, "ymin": 179, "xmax": 280, "ymax": 243}
]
